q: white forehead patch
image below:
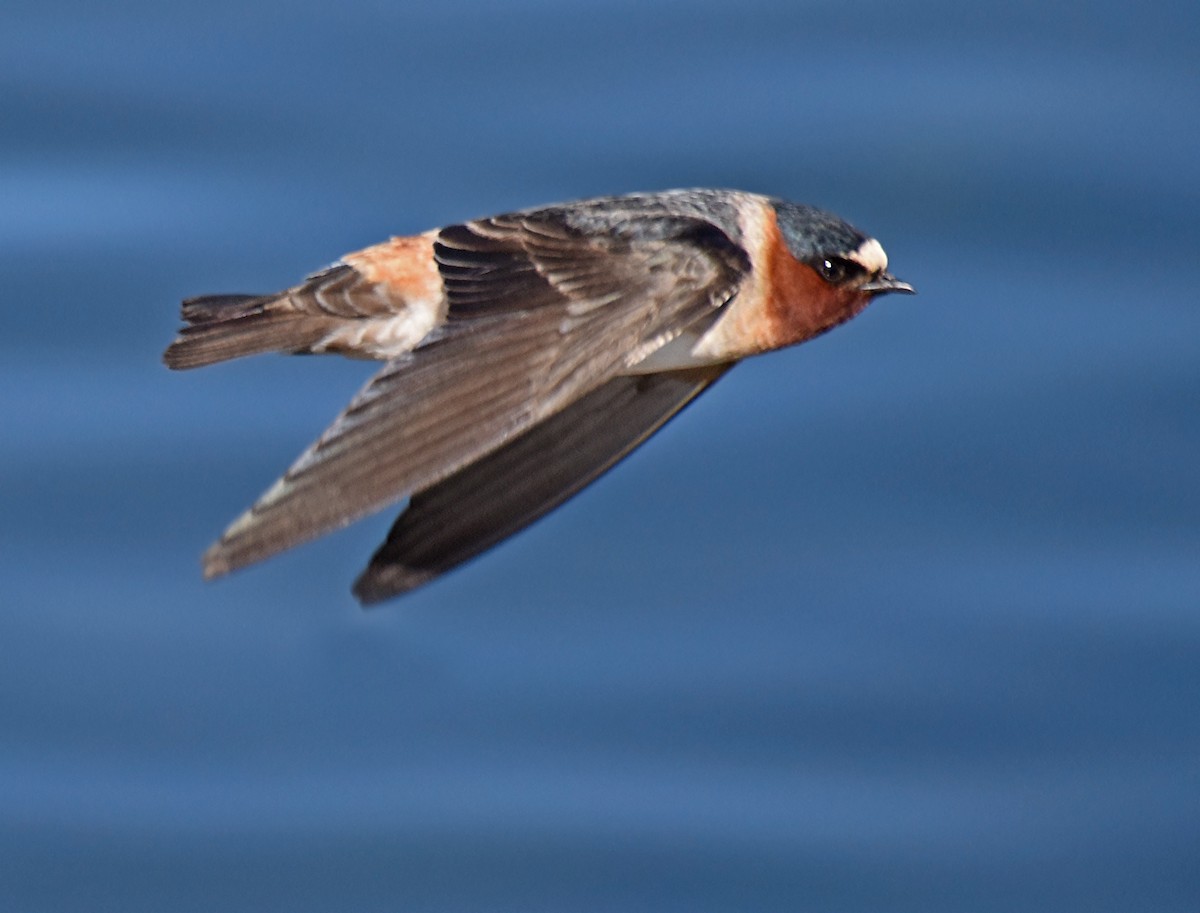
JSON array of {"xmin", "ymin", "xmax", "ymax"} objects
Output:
[{"xmin": 850, "ymin": 238, "xmax": 888, "ymax": 274}]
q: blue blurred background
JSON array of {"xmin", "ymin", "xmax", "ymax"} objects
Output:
[{"xmin": 3, "ymin": 1, "xmax": 1198, "ymax": 910}]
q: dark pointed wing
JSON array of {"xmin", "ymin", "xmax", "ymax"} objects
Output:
[
  {"xmin": 352, "ymin": 364, "xmax": 732, "ymax": 603},
  {"xmin": 202, "ymin": 207, "xmax": 749, "ymax": 579}
]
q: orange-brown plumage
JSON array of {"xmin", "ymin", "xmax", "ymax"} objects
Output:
[
  {"xmin": 341, "ymin": 231, "xmax": 442, "ymax": 305},
  {"xmin": 693, "ymin": 205, "xmax": 873, "ymax": 362},
  {"xmin": 760, "ymin": 208, "xmax": 873, "ymax": 348}
]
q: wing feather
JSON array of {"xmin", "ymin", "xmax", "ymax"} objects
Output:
[
  {"xmin": 352, "ymin": 365, "xmax": 732, "ymax": 603},
  {"xmin": 202, "ymin": 207, "xmax": 749, "ymax": 580}
]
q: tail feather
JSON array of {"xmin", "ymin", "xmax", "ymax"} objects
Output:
[
  {"xmin": 163, "ymin": 293, "xmax": 335, "ymax": 370},
  {"xmin": 180, "ymin": 293, "xmax": 270, "ymax": 323}
]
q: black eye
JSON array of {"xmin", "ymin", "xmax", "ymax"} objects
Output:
[{"xmin": 817, "ymin": 256, "xmax": 865, "ymax": 285}]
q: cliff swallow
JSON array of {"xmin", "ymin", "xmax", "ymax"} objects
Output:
[{"xmin": 164, "ymin": 189, "xmax": 914, "ymax": 604}]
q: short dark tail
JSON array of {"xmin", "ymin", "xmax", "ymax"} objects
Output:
[{"xmin": 163, "ymin": 293, "xmax": 330, "ymax": 370}]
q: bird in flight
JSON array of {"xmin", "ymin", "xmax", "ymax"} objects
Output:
[{"xmin": 164, "ymin": 189, "xmax": 914, "ymax": 604}]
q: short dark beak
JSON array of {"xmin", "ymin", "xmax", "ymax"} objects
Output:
[{"xmin": 861, "ymin": 272, "xmax": 916, "ymax": 296}]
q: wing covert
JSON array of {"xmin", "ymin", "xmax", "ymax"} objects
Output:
[{"xmin": 202, "ymin": 206, "xmax": 750, "ymax": 579}]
